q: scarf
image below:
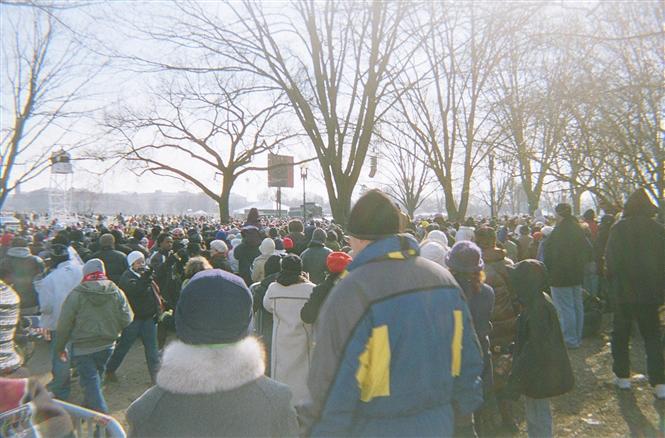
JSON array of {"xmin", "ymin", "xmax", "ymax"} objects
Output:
[
  {"xmin": 341, "ymin": 234, "xmax": 420, "ymax": 279},
  {"xmin": 82, "ymin": 272, "xmax": 107, "ymax": 282}
]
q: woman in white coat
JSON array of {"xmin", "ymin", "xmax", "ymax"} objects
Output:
[{"xmin": 263, "ymin": 254, "xmax": 314, "ymax": 406}]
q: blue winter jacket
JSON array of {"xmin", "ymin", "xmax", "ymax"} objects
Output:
[{"xmin": 301, "ymin": 235, "xmax": 484, "ymax": 437}]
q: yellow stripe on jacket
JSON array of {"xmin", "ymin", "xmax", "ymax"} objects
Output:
[
  {"xmin": 356, "ymin": 325, "xmax": 391, "ymax": 402},
  {"xmin": 451, "ymin": 310, "xmax": 463, "ymax": 377}
]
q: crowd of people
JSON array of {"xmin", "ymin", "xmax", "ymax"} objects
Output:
[{"xmin": 0, "ymin": 186, "xmax": 663, "ymax": 437}]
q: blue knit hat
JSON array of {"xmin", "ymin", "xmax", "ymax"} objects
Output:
[
  {"xmin": 445, "ymin": 241, "xmax": 484, "ymax": 273},
  {"xmin": 215, "ymin": 230, "xmax": 227, "ymax": 241},
  {"xmin": 175, "ymin": 269, "xmax": 253, "ymax": 344}
]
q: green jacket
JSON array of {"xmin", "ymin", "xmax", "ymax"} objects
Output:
[{"xmin": 54, "ymin": 280, "xmax": 133, "ymax": 354}]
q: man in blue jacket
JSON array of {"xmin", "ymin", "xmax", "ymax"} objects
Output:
[{"xmin": 301, "ymin": 190, "xmax": 484, "ymax": 436}]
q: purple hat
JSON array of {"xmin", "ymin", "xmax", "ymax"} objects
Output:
[{"xmin": 445, "ymin": 241, "xmax": 484, "ymax": 273}]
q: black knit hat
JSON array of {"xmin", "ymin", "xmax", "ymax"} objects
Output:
[
  {"xmin": 175, "ymin": 269, "xmax": 253, "ymax": 345},
  {"xmin": 347, "ymin": 190, "xmax": 402, "ymax": 240},
  {"xmin": 555, "ymin": 203, "xmax": 572, "ymax": 217}
]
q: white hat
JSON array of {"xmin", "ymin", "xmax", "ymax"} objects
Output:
[
  {"xmin": 420, "ymin": 241, "xmax": 447, "ymax": 268},
  {"xmin": 127, "ymin": 251, "xmax": 145, "ymax": 267},
  {"xmin": 210, "ymin": 240, "xmax": 228, "ymax": 254}
]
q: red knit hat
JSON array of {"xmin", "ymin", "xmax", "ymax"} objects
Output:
[
  {"xmin": 283, "ymin": 237, "xmax": 294, "ymax": 250},
  {"xmin": 326, "ymin": 251, "xmax": 353, "ymax": 274}
]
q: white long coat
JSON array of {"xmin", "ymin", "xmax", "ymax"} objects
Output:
[{"xmin": 263, "ymin": 280, "xmax": 314, "ymax": 406}]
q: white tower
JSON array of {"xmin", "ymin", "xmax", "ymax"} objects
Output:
[{"xmin": 49, "ymin": 149, "xmax": 73, "ymax": 221}]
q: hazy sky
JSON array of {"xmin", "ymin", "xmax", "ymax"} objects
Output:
[{"xmin": 2, "ymin": 1, "xmax": 405, "ymax": 203}]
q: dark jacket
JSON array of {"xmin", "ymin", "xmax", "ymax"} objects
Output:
[
  {"xmin": 605, "ymin": 189, "xmax": 665, "ymax": 305},
  {"xmin": 300, "ymin": 273, "xmax": 340, "ymax": 324},
  {"xmin": 301, "ymin": 235, "xmax": 483, "ymax": 437},
  {"xmin": 91, "ymin": 248, "xmax": 128, "ymax": 285},
  {"xmin": 286, "ymin": 232, "xmax": 308, "ymax": 256},
  {"xmin": 118, "ymin": 269, "xmax": 159, "ymax": 320},
  {"xmin": 543, "ymin": 217, "xmax": 592, "ymax": 287},
  {"xmin": 233, "ymin": 242, "xmax": 260, "ymax": 286},
  {"xmin": 127, "ymin": 337, "xmax": 298, "ymax": 438},
  {"xmin": 507, "ymin": 260, "xmax": 574, "ymax": 399},
  {"xmin": 127, "ymin": 238, "xmax": 149, "ymax": 258},
  {"xmin": 300, "ymin": 243, "xmax": 332, "ymax": 285}
]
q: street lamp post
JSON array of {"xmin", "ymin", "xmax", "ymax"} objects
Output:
[{"xmin": 301, "ymin": 164, "xmax": 308, "ymax": 223}]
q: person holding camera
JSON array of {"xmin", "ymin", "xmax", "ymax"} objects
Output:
[{"xmin": 105, "ymin": 251, "xmax": 162, "ymax": 384}]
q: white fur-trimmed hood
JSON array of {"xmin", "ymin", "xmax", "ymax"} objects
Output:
[{"xmin": 156, "ymin": 337, "xmax": 265, "ymax": 394}]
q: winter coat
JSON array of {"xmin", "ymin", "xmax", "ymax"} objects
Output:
[
  {"xmin": 301, "ymin": 243, "xmax": 333, "ymax": 285},
  {"xmin": 0, "ymin": 249, "xmax": 44, "ymax": 311},
  {"xmin": 517, "ymin": 235, "xmax": 533, "ymax": 261},
  {"xmin": 503, "ymin": 239, "xmax": 519, "ymax": 263},
  {"xmin": 286, "ymin": 232, "xmax": 308, "ymax": 256},
  {"xmin": 126, "ymin": 238, "xmax": 149, "ymax": 258},
  {"xmin": 251, "ymin": 273, "xmax": 279, "ymax": 373},
  {"xmin": 605, "ymin": 190, "xmax": 665, "ymax": 305},
  {"xmin": 325, "ymin": 239, "xmax": 341, "ymax": 252},
  {"xmin": 543, "ymin": 217, "xmax": 592, "ymax": 287},
  {"xmin": 118, "ymin": 270, "xmax": 159, "ymax": 320},
  {"xmin": 482, "ymin": 248, "xmax": 517, "ymax": 348},
  {"xmin": 507, "ymin": 261, "xmax": 574, "ymax": 399},
  {"xmin": 594, "ymin": 216, "xmax": 615, "ymax": 277},
  {"xmin": 300, "ymin": 273, "xmax": 340, "ymax": 325},
  {"xmin": 234, "ymin": 242, "xmax": 261, "ymax": 286},
  {"xmin": 90, "ymin": 248, "xmax": 128, "ymax": 285},
  {"xmin": 127, "ymin": 337, "xmax": 298, "ymax": 438},
  {"xmin": 301, "ymin": 235, "xmax": 483, "ymax": 437},
  {"xmin": 54, "ymin": 279, "xmax": 133, "ymax": 355},
  {"xmin": 34, "ymin": 261, "xmax": 83, "ymax": 330},
  {"xmin": 251, "ymin": 239, "xmax": 276, "ymax": 283},
  {"xmin": 263, "ymin": 281, "xmax": 314, "ymax": 405},
  {"xmin": 149, "ymin": 250, "xmax": 181, "ymax": 309}
]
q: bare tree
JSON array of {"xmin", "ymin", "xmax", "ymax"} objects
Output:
[
  {"xmin": 118, "ymin": 0, "xmax": 421, "ymax": 223},
  {"xmin": 105, "ymin": 75, "xmax": 294, "ymax": 222},
  {"xmin": 375, "ymin": 124, "xmax": 435, "ymax": 218},
  {"xmin": 397, "ymin": 3, "xmax": 525, "ymax": 221},
  {"xmin": 0, "ymin": 8, "xmax": 98, "ymax": 209}
]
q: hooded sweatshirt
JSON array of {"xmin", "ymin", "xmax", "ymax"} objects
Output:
[{"xmin": 54, "ymin": 279, "xmax": 133, "ymax": 355}]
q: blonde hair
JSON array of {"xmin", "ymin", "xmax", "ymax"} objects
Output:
[{"xmin": 184, "ymin": 256, "xmax": 212, "ymax": 279}]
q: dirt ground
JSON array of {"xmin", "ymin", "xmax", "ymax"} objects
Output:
[{"xmin": 26, "ymin": 316, "xmax": 665, "ymax": 437}]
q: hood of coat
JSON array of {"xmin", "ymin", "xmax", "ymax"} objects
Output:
[
  {"xmin": 156, "ymin": 337, "xmax": 265, "ymax": 395},
  {"xmin": 623, "ymin": 188, "xmax": 658, "ymax": 218},
  {"xmin": 78, "ymin": 280, "xmax": 120, "ymax": 306},
  {"xmin": 506, "ymin": 260, "xmax": 549, "ymax": 307}
]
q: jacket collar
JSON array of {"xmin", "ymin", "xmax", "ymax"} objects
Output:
[
  {"xmin": 156, "ymin": 337, "xmax": 265, "ymax": 394},
  {"xmin": 346, "ymin": 234, "xmax": 420, "ymax": 275}
]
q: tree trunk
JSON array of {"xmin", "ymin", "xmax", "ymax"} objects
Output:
[
  {"xmin": 330, "ymin": 183, "xmax": 353, "ymax": 225},
  {"xmin": 218, "ymin": 175, "xmax": 235, "ymax": 224},
  {"xmin": 526, "ymin": 191, "xmax": 539, "ymax": 216}
]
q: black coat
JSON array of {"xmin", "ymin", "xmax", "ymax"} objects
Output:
[
  {"xmin": 300, "ymin": 273, "xmax": 339, "ymax": 324},
  {"xmin": 118, "ymin": 269, "xmax": 158, "ymax": 320},
  {"xmin": 91, "ymin": 248, "xmax": 128, "ymax": 285},
  {"xmin": 543, "ymin": 217, "xmax": 592, "ymax": 287},
  {"xmin": 605, "ymin": 190, "xmax": 665, "ymax": 305},
  {"xmin": 233, "ymin": 242, "xmax": 260, "ymax": 286},
  {"xmin": 507, "ymin": 260, "xmax": 574, "ymax": 399}
]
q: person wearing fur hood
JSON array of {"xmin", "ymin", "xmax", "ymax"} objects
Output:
[{"xmin": 127, "ymin": 269, "xmax": 298, "ymax": 437}]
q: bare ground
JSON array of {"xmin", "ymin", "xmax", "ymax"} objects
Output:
[{"xmin": 26, "ymin": 316, "xmax": 665, "ymax": 437}]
